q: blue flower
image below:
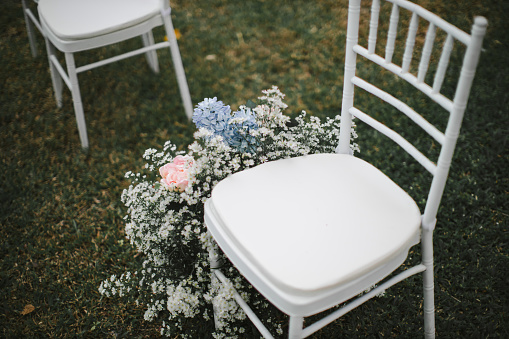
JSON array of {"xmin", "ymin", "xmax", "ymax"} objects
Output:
[
  {"xmin": 233, "ymin": 107, "xmax": 257, "ymax": 128},
  {"xmin": 193, "ymin": 99, "xmax": 259, "ymax": 153},
  {"xmin": 192, "ymin": 97, "xmax": 232, "ymax": 134},
  {"xmin": 229, "ymin": 107, "xmax": 259, "ymax": 153}
]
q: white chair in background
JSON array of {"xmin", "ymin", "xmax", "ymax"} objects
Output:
[
  {"xmin": 204, "ymin": 0, "xmax": 487, "ymax": 338},
  {"xmin": 38, "ymin": 0, "xmax": 193, "ymax": 149},
  {"xmin": 21, "ymin": 0, "xmax": 43, "ymax": 57}
]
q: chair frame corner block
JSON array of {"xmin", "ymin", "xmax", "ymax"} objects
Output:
[{"xmin": 204, "ymin": 0, "xmax": 487, "ymax": 338}]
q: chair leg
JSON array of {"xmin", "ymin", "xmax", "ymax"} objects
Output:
[
  {"xmin": 22, "ymin": 0, "xmax": 38, "ymax": 57},
  {"xmin": 161, "ymin": 11, "xmax": 193, "ymax": 120},
  {"xmin": 422, "ymin": 227, "xmax": 436, "ymax": 338},
  {"xmin": 210, "ymin": 273, "xmax": 221, "ymax": 330},
  {"xmin": 64, "ymin": 52, "xmax": 89, "ymax": 149},
  {"xmin": 44, "ymin": 39, "xmax": 63, "ymax": 108},
  {"xmin": 288, "ymin": 316, "xmax": 304, "ymax": 339},
  {"xmin": 208, "ymin": 236, "xmax": 222, "ymax": 331},
  {"xmin": 141, "ymin": 31, "xmax": 160, "ymax": 74}
]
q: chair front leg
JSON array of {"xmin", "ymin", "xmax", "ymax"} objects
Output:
[
  {"xmin": 422, "ymin": 227, "xmax": 436, "ymax": 339},
  {"xmin": 289, "ymin": 316, "xmax": 304, "ymax": 339},
  {"xmin": 160, "ymin": 8, "xmax": 193, "ymax": 120},
  {"xmin": 207, "ymin": 236, "xmax": 222, "ymax": 331}
]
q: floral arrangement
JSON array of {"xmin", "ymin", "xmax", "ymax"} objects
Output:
[{"xmin": 99, "ymin": 87, "xmax": 359, "ymax": 338}]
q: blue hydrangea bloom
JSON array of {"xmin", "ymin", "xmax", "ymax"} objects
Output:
[
  {"xmin": 192, "ymin": 97, "xmax": 232, "ymax": 135},
  {"xmin": 193, "ymin": 98, "xmax": 259, "ymax": 153},
  {"xmin": 229, "ymin": 107, "xmax": 259, "ymax": 153}
]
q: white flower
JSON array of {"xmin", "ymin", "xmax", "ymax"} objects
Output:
[{"xmin": 101, "ymin": 86, "xmax": 359, "ymax": 337}]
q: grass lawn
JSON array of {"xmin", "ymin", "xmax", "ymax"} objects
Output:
[{"xmin": 1, "ymin": 0, "xmax": 507, "ymax": 337}]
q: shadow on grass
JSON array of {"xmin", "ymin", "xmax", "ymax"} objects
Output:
[{"xmin": 0, "ymin": 0, "xmax": 507, "ymax": 337}]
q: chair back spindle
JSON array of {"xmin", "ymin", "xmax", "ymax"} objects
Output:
[
  {"xmin": 432, "ymin": 34, "xmax": 454, "ymax": 94},
  {"xmin": 337, "ymin": 0, "xmax": 487, "ymax": 228},
  {"xmin": 417, "ymin": 22, "xmax": 436, "ymax": 83},
  {"xmin": 401, "ymin": 12, "xmax": 418, "ymax": 73},
  {"xmin": 367, "ymin": 0, "xmax": 380, "ymax": 54},
  {"xmin": 385, "ymin": 3, "xmax": 399, "ymax": 63}
]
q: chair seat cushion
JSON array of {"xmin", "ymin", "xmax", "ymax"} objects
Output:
[
  {"xmin": 38, "ymin": 0, "xmax": 161, "ymax": 40},
  {"xmin": 208, "ymin": 154, "xmax": 421, "ymax": 294}
]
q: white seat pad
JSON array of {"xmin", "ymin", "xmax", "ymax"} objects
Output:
[
  {"xmin": 209, "ymin": 154, "xmax": 421, "ymax": 293},
  {"xmin": 38, "ymin": 0, "xmax": 161, "ymax": 40}
]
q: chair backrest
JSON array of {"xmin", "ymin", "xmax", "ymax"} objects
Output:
[{"xmin": 336, "ymin": 0, "xmax": 487, "ymax": 230}]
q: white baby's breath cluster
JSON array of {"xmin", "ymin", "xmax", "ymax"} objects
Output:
[{"xmin": 99, "ymin": 87, "xmax": 358, "ymax": 337}]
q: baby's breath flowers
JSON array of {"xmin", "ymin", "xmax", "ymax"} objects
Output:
[{"xmin": 99, "ymin": 87, "xmax": 358, "ymax": 338}]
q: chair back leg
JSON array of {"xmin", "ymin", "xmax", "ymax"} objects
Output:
[
  {"xmin": 142, "ymin": 31, "xmax": 160, "ymax": 74},
  {"xmin": 64, "ymin": 52, "xmax": 89, "ymax": 149},
  {"xmin": 22, "ymin": 0, "xmax": 38, "ymax": 57}
]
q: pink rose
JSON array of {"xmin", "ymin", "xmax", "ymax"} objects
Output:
[{"xmin": 159, "ymin": 155, "xmax": 193, "ymax": 192}]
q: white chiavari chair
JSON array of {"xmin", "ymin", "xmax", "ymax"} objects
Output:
[
  {"xmin": 38, "ymin": 0, "xmax": 193, "ymax": 149},
  {"xmin": 204, "ymin": 0, "xmax": 487, "ymax": 337}
]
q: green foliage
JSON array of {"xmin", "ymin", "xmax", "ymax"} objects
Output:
[{"xmin": 0, "ymin": 0, "xmax": 507, "ymax": 337}]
